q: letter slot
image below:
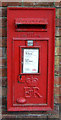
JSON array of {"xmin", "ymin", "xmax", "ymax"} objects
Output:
[{"xmin": 15, "ymin": 18, "xmax": 48, "ymax": 31}]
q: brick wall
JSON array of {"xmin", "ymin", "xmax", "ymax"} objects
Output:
[{"xmin": 0, "ymin": 1, "xmax": 61, "ymax": 119}]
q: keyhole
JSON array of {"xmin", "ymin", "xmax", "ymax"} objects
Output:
[{"xmin": 20, "ymin": 75, "xmax": 22, "ymax": 79}]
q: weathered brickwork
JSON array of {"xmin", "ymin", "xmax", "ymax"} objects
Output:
[{"xmin": 0, "ymin": 1, "xmax": 61, "ymax": 119}]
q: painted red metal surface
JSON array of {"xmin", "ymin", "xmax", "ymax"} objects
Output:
[
  {"xmin": 7, "ymin": 7, "xmax": 55, "ymax": 111},
  {"xmin": 15, "ymin": 18, "xmax": 48, "ymax": 24}
]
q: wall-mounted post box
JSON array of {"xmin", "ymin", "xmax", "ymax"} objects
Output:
[{"xmin": 7, "ymin": 8, "xmax": 55, "ymax": 111}]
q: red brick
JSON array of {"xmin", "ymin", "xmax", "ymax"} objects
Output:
[
  {"xmin": 2, "ymin": 105, "xmax": 7, "ymax": 113},
  {"xmin": 2, "ymin": 109, "xmax": 48, "ymax": 118},
  {"xmin": 2, "ymin": 2, "xmax": 22, "ymax": 6},
  {"xmin": 54, "ymin": 76, "xmax": 60, "ymax": 85},
  {"xmin": 55, "ymin": 47, "xmax": 59, "ymax": 55},
  {"xmin": 0, "ymin": 97, "xmax": 2, "ymax": 105},
  {"xmin": 0, "ymin": 37, "xmax": 7, "ymax": 47},
  {"xmin": 59, "ymin": 39, "xmax": 61, "ymax": 46},
  {"xmin": 46, "ymin": 104, "xmax": 59, "ymax": 118},
  {"xmin": 2, "ymin": 114, "xmax": 47, "ymax": 119},
  {"xmin": 0, "ymin": 58, "xmax": 2, "ymax": 67},
  {"xmin": 2, "ymin": 47, "xmax": 7, "ymax": 57},
  {"xmin": 2, "ymin": 114, "xmax": 18, "ymax": 119},
  {"xmin": 2, "ymin": 78, "xmax": 7, "ymax": 87},
  {"xmin": 0, "ymin": 115, "xmax": 2, "ymax": 120},
  {"xmin": 23, "ymin": 2, "xmax": 34, "ymax": 6},
  {"xmin": 0, "ymin": 7, "xmax": 7, "ymax": 17},
  {"xmin": 0, "ymin": 58, "xmax": 7, "ymax": 67},
  {"xmin": 2, "ymin": 7, "xmax": 7, "ymax": 17},
  {"xmin": 59, "ymin": 86, "xmax": 61, "ymax": 95},
  {"xmin": 55, "ymin": 56, "xmax": 61, "ymax": 66},
  {"xmin": 0, "ymin": 87, "xmax": 2, "ymax": 96},
  {"xmin": 0, "ymin": 37, "xmax": 2, "ymax": 47},
  {"xmin": 58, "ymin": 47, "xmax": 61, "ymax": 55},
  {"xmin": 23, "ymin": 1, "xmax": 53, "ymax": 6},
  {"xmin": 48, "ymin": 105, "xmax": 59, "ymax": 118},
  {"xmin": 0, "ymin": 28, "xmax": 7, "ymax": 37},
  {"xmin": 2, "ymin": 97, "xmax": 6, "ymax": 105},
  {"xmin": 59, "ymin": 96, "xmax": 61, "ymax": 103},
  {"xmin": 55, "ymin": 47, "xmax": 61, "ymax": 55},
  {"xmin": 54, "ymin": 86, "xmax": 61, "ymax": 95},
  {"xmin": 56, "ymin": 8, "xmax": 61, "ymax": 18},
  {"xmin": 59, "ymin": 28, "xmax": 61, "ymax": 36},
  {"xmin": 59, "ymin": 77, "xmax": 61, "ymax": 85},
  {"xmin": 0, "ymin": 28, "xmax": 2, "ymax": 37},
  {"xmin": 54, "ymin": 86, "xmax": 60, "ymax": 95},
  {"xmin": 0, "ymin": 47, "xmax": 6, "ymax": 57},
  {"xmin": 2, "ymin": 58, "xmax": 7, "ymax": 67},
  {"xmin": 54, "ymin": 2, "xmax": 60, "ymax": 7},
  {"xmin": 0, "ymin": 48, "xmax": 2, "ymax": 57},
  {"xmin": 0, "ymin": 7, "xmax": 2, "ymax": 17},
  {"xmin": 2, "ymin": 18, "xmax": 7, "ymax": 27},
  {"xmin": 0, "ymin": 1, "xmax": 2, "ymax": 7},
  {"xmin": 55, "ymin": 37, "xmax": 61, "ymax": 47},
  {"xmin": 0, "ymin": 77, "xmax": 7, "ymax": 87},
  {"xmin": 0, "ymin": 78, "xmax": 2, "ymax": 87},
  {"xmin": 55, "ymin": 66, "xmax": 61, "ymax": 75},
  {"xmin": 55, "ymin": 28, "xmax": 61, "ymax": 36},
  {"xmin": 59, "ymin": 76, "xmax": 61, "ymax": 85},
  {"xmin": 2, "ymin": 28, "xmax": 7, "ymax": 37},
  {"xmin": 55, "ymin": 18, "xmax": 61, "ymax": 27},
  {"xmin": 0, "ymin": 18, "xmax": 6, "ymax": 28},
  {"xmin": 59, "ymin": 8, "xmax": 61, "ymax": 18},
  {"xmin": 0, "ymin": 18, "xmax": 2, "ymax": 27},
  {"xmin": 0, "ymin": 68, "xmax": 7, "ymax": 77},
  {"xmin": 59, "ymin": 1, "xmax": 61, "ymax": 7},
  {"xmin": 54, "ymin": 96, "xmax": 61, "ymax": 103},
  {"xmin": 55, "ymin": 56, "xmax": 59, "ymax": 66},
  {"xmin": 2, "ymin": 87, "xmax": 7, "ymax": 96},
  {"xmin": 54, "ymin": 96, "xmax": 59, "ymax": 103}
]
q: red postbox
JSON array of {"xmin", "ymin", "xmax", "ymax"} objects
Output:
[{"xmin": 7, "ymin": 7, "xmax": 55, "ymax": 111}]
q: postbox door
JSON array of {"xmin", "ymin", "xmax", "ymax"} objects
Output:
[{"xmin": 12, "ymin": 39, "xmax": 48, "ymax": 106}]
